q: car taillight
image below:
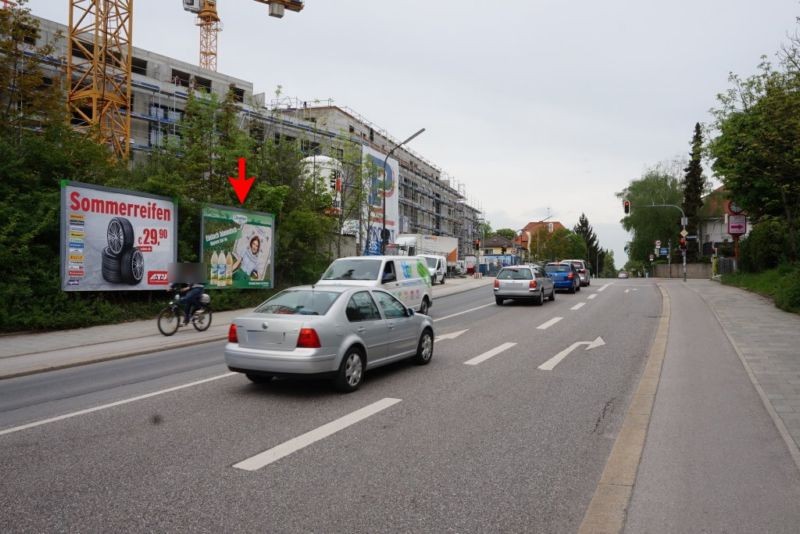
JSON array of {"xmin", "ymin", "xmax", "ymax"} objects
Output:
[
  {"xmin": 494, "ymin": 279, "xmax": 500, "ymax": 289},
  {"xmin": 529, "ymin": 280, "xmax": 538, "ymax": 289},
  {"xmin": 567, "ymin": 272, "xmax": 574, "ymax": 279},
  {"xmin": 228, "ymin": 323, "xmax": 238, "ymax": 343},
  {"xmin": 297, "ymin": 328, "xmax": 321, "ymax": 348}
]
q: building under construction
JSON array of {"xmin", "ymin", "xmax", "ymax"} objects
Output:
[{"xmin": 29, "ymin": 14, "xmax": 483, "ymax": 259}]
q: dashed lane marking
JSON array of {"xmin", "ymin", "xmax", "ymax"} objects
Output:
[
  {"xmin": 571, "ymin": 302, "xmax": 586, "ymax": 310},
  {"xmin": 464, "ymin": 342, "xmax": 517, "ymax": 366},
  {"xmin": 537, "ymin": 317, "xmax": 563, "ymax": 330}
]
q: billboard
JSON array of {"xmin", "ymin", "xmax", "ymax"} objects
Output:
[
  {"xmin": 60, "ymin": 181, "xmax": 177, "ymax": 291},
  {"xmin": 362, "ymin": 145, "xmax": 399, "ymax": 255},
  {"xmin": 201, "ymin": 205, "xmax": 274, "ymax": 289}
]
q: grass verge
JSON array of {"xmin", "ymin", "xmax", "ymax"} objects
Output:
[{"xmin": 722, "ymin": 264, "xmax": 800, "ymax": 314}]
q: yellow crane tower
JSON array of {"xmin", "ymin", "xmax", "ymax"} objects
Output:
[
  {"xmin": 184, "ymin": 0, "xmax": 304, "ymax": 72},
  {"xmin": 66, "ymin": 0, "xmax": 133, "ymax": 159}
]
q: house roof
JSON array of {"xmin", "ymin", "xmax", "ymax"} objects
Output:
[
  {"xmin": 515, "ymin": 221, "xmax": 566, "ymax": 247},
  {"xmin": 698, "ymin": 186, "xmax": 729, "ymax": 218},
  {"xmin": 484, "ymin": 235, "xmax": 515, "ymax": 248}
]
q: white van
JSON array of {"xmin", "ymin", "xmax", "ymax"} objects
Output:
[
  {"xmin": 317, "ymin": 256, "xmax": 433, "ymax": 314},
  {"xmin": 419, "ymin": 254, "xmax": 447, "ymax": 285}
]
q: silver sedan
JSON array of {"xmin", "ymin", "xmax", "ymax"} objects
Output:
[
  {"xmin": 225, "ymin": 285, "xmax": 435, "ymax": 392},
  {"xmin": 493, "ymin": 264, "xmax": 555, "ymax": 305}
]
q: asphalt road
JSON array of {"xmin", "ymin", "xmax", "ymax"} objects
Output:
[{"xmin": 0, "ymin": 279, "xmax": 662, "ymax": 532}]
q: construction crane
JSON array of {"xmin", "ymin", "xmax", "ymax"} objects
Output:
[
  {"xmin": 183, "ymin": 0, "xmax": 304, "ymax": 72},
  {"xmin": 67, "ymin": 0, "xmax": 133, "ymax": 160}
]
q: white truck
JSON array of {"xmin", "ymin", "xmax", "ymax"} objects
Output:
[{"xmin": 394, "ymin": 234, "xmax": 459, "ymax": 283}]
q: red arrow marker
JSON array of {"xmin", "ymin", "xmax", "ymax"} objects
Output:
[{"xmin": 228, "ymin": 157, "xmax": 255, "ymax": 205}]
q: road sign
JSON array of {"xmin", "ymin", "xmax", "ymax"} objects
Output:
[
  {"xmin": 681, "ymin": 217, "xmax": 688, "ymax": 226},
  {"xmin": 680, "ymin": 229, "xmax": 689, "ymax": 238},
  {"xmin": 649, "ymin": 254, "xmax": 655, "ymax": 261},
  {"xmin": 655, "ymin": 240, "xmax": 661, "ymax": 247},
  {"xmin": 728, "ymin": 214, "xmax": 747, "ymax": 235},
  {"xmin": 660, "ymin": 247, "xmax": 669, "ymax": 256}
]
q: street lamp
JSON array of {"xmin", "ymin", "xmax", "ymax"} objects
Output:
[{"xmin": 381, "ymin": 127, "xmax": 425, "ymax": 254}]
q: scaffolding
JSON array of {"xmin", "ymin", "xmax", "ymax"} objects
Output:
[{"xmin": 67, "ymin": 0, "xmax": 133, "ymax": 159}]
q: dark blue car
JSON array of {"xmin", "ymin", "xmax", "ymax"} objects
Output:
[{"xmin": 544, "ymin": 262, "xmax": 580, "ymax": 293}]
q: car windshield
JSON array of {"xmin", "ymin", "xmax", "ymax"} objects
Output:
[
  {"xmin": 545, "ymin": 265, "xmax": 570, "ymax": 273},
  {"xmin": 424, "ymin": 257, "xmax": 438, "ymax": 268},
  {"xmin": 254, "ymin": 289, "xmax": 341, "ymax": 315},
  {"xmin": 497, "ymin": 268, "xmax": 532, "ymax": 280},
  {"xmin": 321, "ymin": 259, "xmax": 382, "ymax": 281}
]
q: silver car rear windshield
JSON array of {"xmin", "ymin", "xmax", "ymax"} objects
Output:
[
  {"xmin": 497, "ymin": 268, "xmax": 533, "ymax": 280},
  {"xmin": 254, "ymin": 289, "xmax": 341, "ymax": 315},
  {"xmin": 321, "ymin": 259, "xmax": 382, "ymax": 281}
]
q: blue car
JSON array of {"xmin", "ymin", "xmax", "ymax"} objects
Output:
[{"xmin": 544, "ymin": 262, "xmax": 580, "ymax": 293}]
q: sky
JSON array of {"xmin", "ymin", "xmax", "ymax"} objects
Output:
[{"xmin": 26, "ymin": 0, "xmax": 800, "ymax": 267}]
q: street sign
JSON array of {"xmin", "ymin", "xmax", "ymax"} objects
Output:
[
  {"xmin": 660, "ymin": 247, "xmax": 669, "ymax": 256},
  {"xmin": 681, "ymin": 217, "xmax": 688, "ymax": 226},
  {"xmin": 680, "ymin": 229, "xmax": 688, "ymax": 238},
  {"xmin": 655, "ymin": 240, "xmax": 661, "ymax": 247},
  {"xmin": 649, "ymin": 254, "xmax": 655, "ymax": 261},
  {"xmin": 728, "ymin": 214, "xmax": 747, "ymax": 235}
]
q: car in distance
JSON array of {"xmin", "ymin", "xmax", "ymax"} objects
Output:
[
  {"xmin": 544, "ymin": 262, "xmax": 580, "ymax": 293},
  {"xmin": 225, "ymin": 285, "xmax": 434, "ymax": 392},
  {"xmin": 561, "ymin": 259, "xmax": 590, "ymax": 286},
  {"xmin": 493, "ymin": 265, "xmax": 555, "ymax": 305},
  {"xmin": 617, "ymin": 270, "xmax": 630, "ymax": 279}
]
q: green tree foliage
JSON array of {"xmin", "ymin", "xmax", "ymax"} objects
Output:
[
  {"xmin": 709, "ymin": 57, "xmax": 800, "ymax": 262},
  {"xmin": 494, "ymin": 228, "xmax": 517, "ymax": 241},
  {"xmin": 617, "ymin": 164, "xmax": 684, "ymax": 264},
  {"xmin": 738, "ymin": 219, "xmax": 789, "ymax": 272},
  {"xmin": 540, "ymin": 228, "xmax": 586, "ymax": 262},
  {"xmin": 682, "ymin": 123, "xmax": 706, "ymax": 261},
  {"xmin": 599, "ymin": 250, "xmax": 616, "ymax": 277},
  {"xmin": 573, "ymin": 213, "xmax": 602, "ymax": 273}
]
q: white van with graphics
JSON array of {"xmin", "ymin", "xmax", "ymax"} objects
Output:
[
  {"xmin": 317, "ymin": 256, "xmax": 433, "ymax": 314},
  {"xmin": 419, "ymin": 254, "xmax": 447, "ymax": 285}
]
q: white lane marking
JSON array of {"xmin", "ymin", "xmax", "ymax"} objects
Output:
[
  {"xmin": 537, "ymin": 317, "xmax": 563, "ymax": 330},
  {"xmin": 0, "ymin": 373, "xmax": 236, "ymax": 437},
  {"xmin": 464, "ymin": 342, "xmax": 517, "ymax": 366},
  {"xmin": 438, "ymin": 329, "xmax": 468, "ymax": 340},
  {"xmin": 233, "ymin": 398, "xmax": 402, "ymax": 471},
  {"xmin": 571, "ymin": 302, "xmax": 586, "ymax": 310},
  {"xmin": 588, "ymin": 294, "xmax": 598, "ymax": 300},
  {"xmin": 538, "ymin": 337, "xmax": 606, "ymax": 371},
  {"xmin": 624, "ymin": 289, "xmax": 630, "ymax": 294},
  {"xmin": 434, "ymin": 302, "xmax": 494, "ymax": 322},
  {"xmin": 597, "ymin": 284, "xmax": 612, "ymax": 292}
]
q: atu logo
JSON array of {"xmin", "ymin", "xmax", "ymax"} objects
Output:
[{"xmin": 147, "ymin": 271, "xmax": 170, "ymax": 285}]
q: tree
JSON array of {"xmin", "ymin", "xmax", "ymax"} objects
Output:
[
  {"xmin": 540, "ymin": 228, "xmax": 586, "ymax": 262},
  {"xmin": 573, "ymin": 213, "xmax": 600, "ymax": 273},
  {"xmin": 617, "ymin": 163, "xmax": 684, "ymax": 264},
  {"xmin": 600, "ymin": 250, "xmax": 617, "ymax": 277},
  {"xmin": 682, "ymin": 123, "xmax": 706, "ymax": 261},
  {"xmin": 709, "ymin": 58, "xmax": 800, "ymax": 262}
]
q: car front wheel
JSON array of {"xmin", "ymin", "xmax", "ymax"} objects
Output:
[{"xmin": 413, "ymin": 329, "xmax": 434, "ymax": 365}]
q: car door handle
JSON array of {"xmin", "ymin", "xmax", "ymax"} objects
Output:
[{"xmin": 356, "ymin": 327, "xmax": 366, "ymax": 333}]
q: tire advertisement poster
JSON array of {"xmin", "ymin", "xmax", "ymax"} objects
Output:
[
  {"xmin": 60, "ymin": 181, "xmax": 177, "ymax": 291},
  {"xmin": 200, "ymin": 205, "xmax": 274, "ymax": 289}
]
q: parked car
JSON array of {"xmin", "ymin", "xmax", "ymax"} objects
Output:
[
  {"xmin": 225, "ymin": 285, "xmax": 435, "ymax": 392},
  {"xmin": 544, "ymin": 262, "xmax": 580, "ymax": 293},
  {"xmin": 561, "ymin": 259, "xmax": 590, "ymax": 286},
  {"xmin": 317, "ymin": 255, "xmax": 433, "ymax": 314},
  {"xmin": 493, "ymin": 264, "xmax": 555, "ymax": 305}
]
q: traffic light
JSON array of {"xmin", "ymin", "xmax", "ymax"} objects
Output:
[
  {"xmin": 623, "ymin": 199, "xmax": 631, "ymax": 214},
  {"xmin": 679, "ymin": 237, "xmax": 687, "ymax": 250},
  {"xmin": 473, "ymin": 239, "xmax": 481, "ymax": 250}
]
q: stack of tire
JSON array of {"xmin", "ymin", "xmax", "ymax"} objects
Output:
[{"xmin": 102, "ymin": 217, "xmax": 144, "ymax": 285}]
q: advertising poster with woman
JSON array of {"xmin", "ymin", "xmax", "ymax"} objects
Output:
[{"xmin": 201, "ymin": 205, "xmax": 274, "ymax": 289}]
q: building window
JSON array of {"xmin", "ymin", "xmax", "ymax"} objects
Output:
[
  {"xmin": 301, "ymin": 139, "xmax": 320, "ymax": 155},
  {"xmin": 131, "ymin": 57, "xmax": 147, "ymax": 76},
  {"xmin": 330, "ymin": 147, "xmax": 344, "ymax": 160},
  {"xmin": 230, "ymin": 85, "xmax": 245, "ymax": 103},
  {"xmin": 171, "ymin": 69, "xmax": 191, "ymax": 87},
  {"xmin": 194, "ymin": 75, "xmax": 212, "ymax": 92}
]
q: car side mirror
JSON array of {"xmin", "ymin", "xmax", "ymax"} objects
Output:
[
  {"xmin": 406, "ymin": 307, "xmax": 415, "ymax": 317},
  {"xmin": 382, "ymin": 273, "xmax": 396, "ymax": 283}
]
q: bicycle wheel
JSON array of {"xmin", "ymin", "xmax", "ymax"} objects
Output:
[
  {"xmin": 157, "ymin": 306, "xmax": 180, "ymax": 336},
  {"xmin": 192, "ymin": 307, "xmax": 212, "ymax": 332}
]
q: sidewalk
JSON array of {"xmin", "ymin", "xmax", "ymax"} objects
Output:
[{"xmin": 0, "ymin": 276, "xmax": 493, "ymax": 379}]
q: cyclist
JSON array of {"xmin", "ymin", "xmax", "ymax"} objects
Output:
[{"xmin": 170, "ymin": 281, "xmax": 205, "ymax": 325}]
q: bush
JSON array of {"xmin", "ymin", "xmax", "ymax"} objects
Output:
[
  {"xmin": 775, "ymin": 267, "xmax": 800, "ymax": 313},
  {"xmin": 739, "ymin": 220, "xmax": 788, "ymax": 272}
]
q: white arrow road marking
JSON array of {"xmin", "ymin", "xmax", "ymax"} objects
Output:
[
  {"xmin": 464, "ymin": 342, "xmax": 517, "ymax": 366},
  {"xmin": 597, "ymin": 284, "xmax": 612, "ymax": 292},
  {"xmin": 571, "ymin": 302, "xmax": 586, "ymax": 310},
  {"xmin": 588, "ymin": 294, "xmax": 598, "ymax": 300},
  {"xmin": 233, "ymin": 398, "xmax": 402, "ymax": 471},
  {"xmin": 437, "ymin": 329, "xmax": 468, "ymax": 340},
  {"xmin": 537, "ymin": 317, "xmax": 563, "ymax": 330},
  {"xmin": 538, "ymin": 337, "xmax": 606, "ymax": 371},
  {"xmin": 434, "ymin": 302, "xmax": 494, "ymax": 322}
]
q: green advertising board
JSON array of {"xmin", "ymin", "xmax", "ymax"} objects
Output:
[{"xmin": 201, "ymin": 205, "xmax": 274, "ymax": 289}]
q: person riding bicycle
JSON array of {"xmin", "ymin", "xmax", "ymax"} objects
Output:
[{"xmin": 170, "ymin": 281, "xmax": 205, "ymax": 325}]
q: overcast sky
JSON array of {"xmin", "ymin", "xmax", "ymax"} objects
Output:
[{"xmin": 27, "ymin": 0, "xmax": 800, "ymax": 266}]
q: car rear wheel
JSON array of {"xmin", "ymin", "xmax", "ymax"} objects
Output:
[
  {"xmin": 413, "ymin": 329, "xmax": 434, "ymax": 365},
  {"xmin": 419, "ymin": 297, "xmax": 431, "ymax": 315},
  {"xmin": 569, "ymin": 283, "xmax": 576, "ymax": 294},
  {"xmin": 534, "ymin": 289, "xmax": 544, "ymax": 306},
  {"xmin": 495, "ymin": 297, "xmax": 503, "ymax": 305},
  {"xmin": 335, "ymin": 347, "xmax": 364, "ymax": 392},
  {"xmin": 549, "ymin": 287, "xmax": 556, "ymax": 301}
]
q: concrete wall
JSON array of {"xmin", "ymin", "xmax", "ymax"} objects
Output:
[{"xmin": 653, "ymin": 263, "xmax": 712, "ymax": 279}]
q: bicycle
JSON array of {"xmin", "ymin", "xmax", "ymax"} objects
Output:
[{"xmin": 157, "ymin": 291, "xmax": 213, "ymax": 336}]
